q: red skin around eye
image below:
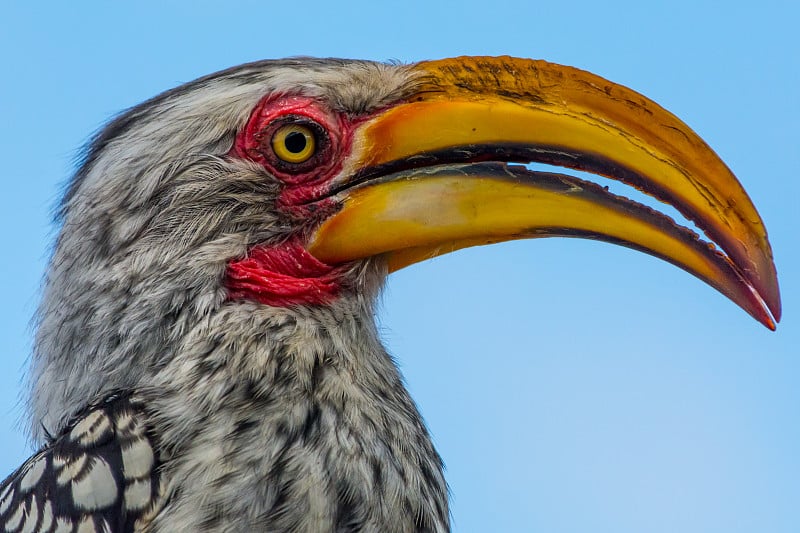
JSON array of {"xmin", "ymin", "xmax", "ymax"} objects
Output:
[
  {"xmin": 231, "ymin": 94, "xmax": 357, "ymax": 206},
  {"xmin": 226, "ymin": 95, "xmax": 361, "ymax": 307}
]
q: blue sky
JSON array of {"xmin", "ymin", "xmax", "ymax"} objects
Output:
[{"xmin": 1, "ymin": 1, "xmax": 798, "ymax": 531}]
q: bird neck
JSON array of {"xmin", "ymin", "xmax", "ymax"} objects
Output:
[{"xmin": 143, "ymin": 300, "xmax": 450, "ymax": 531}]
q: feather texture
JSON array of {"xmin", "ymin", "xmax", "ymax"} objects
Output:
[
  {"xmin": 0, "ymin": 395, "xmax": 161, "ymax": 533},
  {"xmin": 13, "ymin": 59, "xmax": 448, "ymax": 531}
]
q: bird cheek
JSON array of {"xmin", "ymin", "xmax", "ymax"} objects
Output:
[
  {"xmin": 278, "ymin": 181, "xmax": 332, "ymax": 209},
  {"xmin": 277, "ymin": 187, "xmax": 341, "ymax": 223}
]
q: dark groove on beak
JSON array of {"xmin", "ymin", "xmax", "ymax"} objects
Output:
[{"xmin": 335, "ymin": 144, "xmax": 665, "ymax": 201}]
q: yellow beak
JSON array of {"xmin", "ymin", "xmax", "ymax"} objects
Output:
[{"xmin": 307, "ymin": 57, "xmax": 780, "ymax": 329}]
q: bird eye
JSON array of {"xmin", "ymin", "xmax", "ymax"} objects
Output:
[
  {"xmin": 235, "ymin": 102, "xmax": 338, "ymax": 182},
  {"xmin": 271, "ymin": 124, "xmax": 317, "ymax": 164}
]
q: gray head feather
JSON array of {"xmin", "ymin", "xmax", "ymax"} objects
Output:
[
  {"xmin": 25, "ymin": 57, "xmax": 451, "ymax": 531},
  {"xmin": 30, "ymin": 58, "xmax": 418, "ymax": 442}
]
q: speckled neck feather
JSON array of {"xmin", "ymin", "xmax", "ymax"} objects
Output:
[{"xmin": 25, "ymin": 59, "xmax": 448, "ymax": 531}]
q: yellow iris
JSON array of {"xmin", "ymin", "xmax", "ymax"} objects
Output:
[{"xmin": 271, "ymin": 124, "xmax": 316, "ymax": 164}]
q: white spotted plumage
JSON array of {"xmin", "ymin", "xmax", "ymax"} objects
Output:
[
  {"xmin": 0, "ymin": 396, "xmax": 160, "ymax": 533},
  {"xmin": 18, "ymin": 458, "xmax": 45, "ymax": 492},
  {"xmin": 68, "ymin": 411, "xmax": 112, "ymax": 448},
  {"xmin": 71, "ymin": 457, "xmax": 117, "ymax": 511}
]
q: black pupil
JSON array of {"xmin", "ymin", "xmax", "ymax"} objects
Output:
[{"xmin": 285, "ymin": 131, "xmax": 308, "ymax": 154}]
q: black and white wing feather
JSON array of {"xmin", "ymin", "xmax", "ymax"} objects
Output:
[{"xmin": 0, "ymin": 395, "xmax": 161, "ymax": 533}]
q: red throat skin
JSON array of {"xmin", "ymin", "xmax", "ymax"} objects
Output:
[{"xmin": 225, "ymin": 238, "xmax": 346, "ymax": 307}]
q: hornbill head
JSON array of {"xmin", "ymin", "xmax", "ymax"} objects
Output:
[{"xmin": 31, "ymin": 56, "xmax": 779, "ymax": 442}]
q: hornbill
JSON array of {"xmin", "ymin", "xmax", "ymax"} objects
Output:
[{"xmin": 0, "ymin": 56, "xmax": 780, "ymax": 532}]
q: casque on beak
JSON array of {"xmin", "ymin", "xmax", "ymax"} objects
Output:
[{"xmin": 307, "ymin": 56, "xmax": 780, "ymax": 330}]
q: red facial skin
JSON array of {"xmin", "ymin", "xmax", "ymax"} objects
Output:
[
  {"xmin": 225, "ymin": 237, "xmax": 347, "ymax": 307},
  {"xmin": 232, "ymin": 94, "xmax": 356, "ymax": 208},
  {"xmin": 226, "ymin": 95, "xmax": 364, "ymax": 307}
]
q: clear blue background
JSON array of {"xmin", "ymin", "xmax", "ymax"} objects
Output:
[{"xmin": 1, "ymin": 2, "xmax": 798, "ymax": 531}]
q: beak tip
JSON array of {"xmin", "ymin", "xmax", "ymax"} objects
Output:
[
  {"xmin": 770, "ymin": 305, "xmax": 782, "ymax": 325},
  {"xmin": 769, "ymin": 293, "xmax": 782, "ymax": 324},
  {"xmin": 752, "ymin": 281, "xmax": 780, "ymax": 330},
  {"xmin": 758, "ymin": 271, "xmax": 782, "ymax": 325}
]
